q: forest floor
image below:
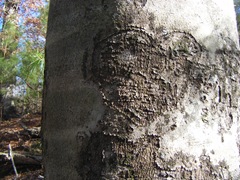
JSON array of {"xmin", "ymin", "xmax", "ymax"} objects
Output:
[{"xmin": 0, "ymin": 114, "xmax": 43, "ymax": 179}]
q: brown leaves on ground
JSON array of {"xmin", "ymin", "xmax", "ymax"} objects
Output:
[{"xmin": 0, "ymin": 114, "xmax": 43, "ymax": 179}]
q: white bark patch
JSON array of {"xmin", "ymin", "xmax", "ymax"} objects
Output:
[
  {"xmin": 144, "ymin": 0, "xmax": 239, "ymax": 51},
  {"xmin": 161, "ymin": 94, "xmax": 240, "ymax": 178}
]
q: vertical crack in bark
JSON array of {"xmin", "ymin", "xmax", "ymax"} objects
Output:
[{"xmin": 218, "ymin": 86, "xmax": 222, "ymax": 103}]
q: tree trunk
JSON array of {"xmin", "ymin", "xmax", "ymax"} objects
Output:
[{"xmin": 42, "ymin": 0, "xmax": 240, "ymax": 179}]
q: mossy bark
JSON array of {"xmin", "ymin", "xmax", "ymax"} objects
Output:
[{"xmin": 43, "ymin": 0, "xmax": 240, "ymax": 179}]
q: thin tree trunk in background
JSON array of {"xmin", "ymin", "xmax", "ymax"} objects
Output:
[
  {"xmin": 0, "ymin": 83, "xmax": 3, "ymax": 120},
  {"xmin": 42, "ymin": 0, "xmax": 240, "ymax": 179}
]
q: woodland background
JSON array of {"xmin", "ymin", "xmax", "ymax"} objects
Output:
[{"xmin": 0, "ymin": 0, "xmax": 47, "ymax": 179}]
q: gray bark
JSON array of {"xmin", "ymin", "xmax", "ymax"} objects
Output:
[{"xmin": 42, "ymin": 0, "xmax": 240, "ymax": 179}]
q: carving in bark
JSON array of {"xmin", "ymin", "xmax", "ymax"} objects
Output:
[{"xmin": 78, "ymin": 26, "xmax": 240, "ymax": 179}]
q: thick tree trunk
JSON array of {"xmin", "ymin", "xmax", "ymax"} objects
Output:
[{"xmin": 42, "ymin": 0, "xmax": 240, "ymax": 179}]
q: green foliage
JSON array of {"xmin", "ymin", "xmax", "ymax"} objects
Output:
[
  {"xmin": 0, "ymin": 13, "xmax": 20, "ymax": 85},
  {"xmin": 19, "ymin": 45, "xmax": 44, "ymax": 86},
  {"xmin": 0, "ymin": 56, "xmax": 18, "ymax": 84},
  {"xmin": 16, "ymin": 3, "xmax": 48, "ymax": 113},
  {"xmin": 0, "ymin": 0, "xmax": 49, "ymax": 115},
  {"xmin": 1, "ymin": 22, "xmax": 19, "ymax": 56},
  {"xmin": 18, "ymin": 40, "xmax": 44, "ymax": 108}
]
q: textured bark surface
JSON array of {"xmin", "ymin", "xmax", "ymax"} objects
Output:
[{"xmin": 43, "ymin": 0, "xmax": 240, "ymax": 179}]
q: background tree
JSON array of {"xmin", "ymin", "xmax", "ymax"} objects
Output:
[
  {"xmin": 0, "ymin": 0, "xmax": 20, "ymax": 86},
  {"xmin": 0, "ymin": 0, "xmax": 48, "ymax": 119},
  {"xmin": 43, "ymin": 0, "xmax": 240, "ymax": 179},
  {"xmin": 234, "ymin": 0, "xmax": 240, "ymax": 39}
]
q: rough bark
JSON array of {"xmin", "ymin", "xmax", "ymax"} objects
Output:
[{"xmin": 42, "ymin": 0, "xmax": 240, "ymax": 179}]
